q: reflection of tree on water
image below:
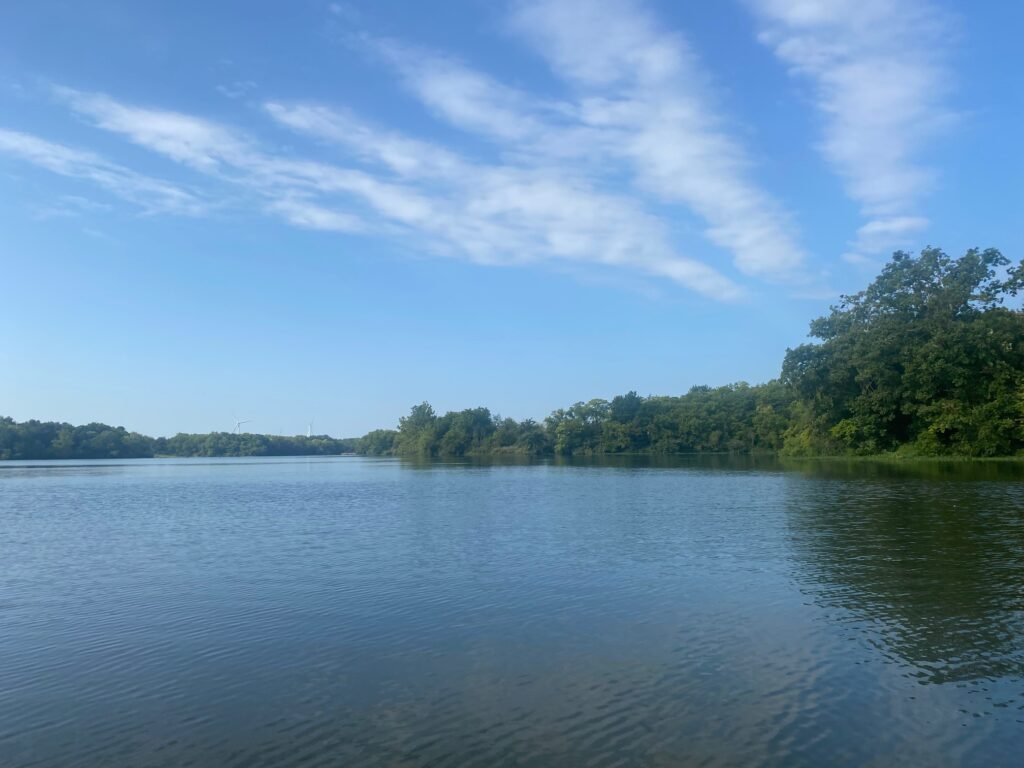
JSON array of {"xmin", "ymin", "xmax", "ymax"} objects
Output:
[
  {"xmin": 787, "ymin": 477, "xmax": 1024, "ymax": 683},
  {"xmin": 398, "ymin": 453, "xmax": 1024, "ymax": 484},
  {"xmin": 780, "ymin": 457, "xmax": 1024, "ymax": 482}
]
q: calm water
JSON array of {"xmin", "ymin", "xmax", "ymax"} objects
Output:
[{"xmin": 2, "ymin": 456, "xmax": 1023, "ymax": 767}]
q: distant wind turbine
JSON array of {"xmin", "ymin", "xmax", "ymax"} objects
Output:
[{"xmin": 234, "ymin": 418, "xmax": 250, "ymax": 434}]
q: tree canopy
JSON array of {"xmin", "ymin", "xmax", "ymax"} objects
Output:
[
  {"xmin": 369, "ymin": 247, "xmax": 1024, "ymax": 459},
  {"xmin": 782, "ymin": 247, "xmax": 1024, "ymax": 456},
  {"xmin": 0, "ymin": 419, "xmax": 356, "ymax": 460}
]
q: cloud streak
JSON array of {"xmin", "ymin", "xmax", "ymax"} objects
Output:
[
  {"xmin": 56, "ymin": 86, "xmax": 252, "ymax": 173},
  {"xmin": 264, "ymin": 102, "xmax": 744, "ymax": 298},
  {"xmin": 0, "ymin": 127, "xmax": 204, "ymax": 215},
  {"xmin": 375, "ymin": 0, "xmax": 808, "ymax": 279},
  {"xmin": 748, "ymin": 0, "xmax": 953, "ymax": 259},
  {"xmin": 2, "ymin": 0, "xmax": 833, "ymax": 300},
  {"xmin": 42, "ymin": 86, "xmax": 743, "ymax": 299},
  {"xmin": 512, "ymin": 0, "xmax": 807, "ymax": 277}
]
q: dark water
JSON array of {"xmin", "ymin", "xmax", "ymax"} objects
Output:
[{"xmin": 2, "ymin": 456, "xmax": 1023, "ymax": 767}]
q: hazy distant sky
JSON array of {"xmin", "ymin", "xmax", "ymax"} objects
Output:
[{"xmin": 2, "ymin": 0, "xmax": 1021, "ymax": 437}]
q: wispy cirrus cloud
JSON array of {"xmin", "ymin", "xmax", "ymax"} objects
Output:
[
  {"xmin": 748, "ymin": 0, "xmax": 953, "ymax": 261},
  {"xmin": 2, "ymin": 0, "xmax": 825, "ymax": 301},
  {"xmin": 512, "ymin": 0, "xmax": 807, "ymax": 278},
  {"xmin": 374, "ymin": 0, "xmax": 808, "ymax": 280},
  {"xmin": 263, "ymin": 102, "xmax": 467, "ymax": 179},
  {"xmin": 268, "ymin": 196, "xmax": 365, "ymax": 233},
  {"xmin": 0, "ymin": 127, "xmax": 205, "ymax": 215},
  {"xmin": 44, "ymin": 85, "xmax": 742, "ymax": 299},
  {"xmin": 55, "ymin": 86, "xmax": 252, "ymax": 172},
  {"xmin": 377, "ymin": 44, "xmax": 559, "ymax": 144},
  {"xmin": 264, "ymin": 102, "xmax": 743, "ymax": 298}
]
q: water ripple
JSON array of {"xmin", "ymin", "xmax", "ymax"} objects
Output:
[{"xmin": 1, "ymin": 457, "xmax": 1023, "ymax": 766}]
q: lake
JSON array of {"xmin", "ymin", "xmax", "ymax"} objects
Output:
[{"xmin": 1, "ymin": 456, "xmax": 1023, "ymax": 766}]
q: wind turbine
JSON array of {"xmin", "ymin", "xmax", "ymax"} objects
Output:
[{"xmin": 233, "ymin": 418, "xmax": 251, "ymax": 434}]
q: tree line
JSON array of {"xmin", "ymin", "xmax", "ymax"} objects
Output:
[
  {"xmin": 0, "ymin": 420, "xmax": 356, "ymax": 460},
  {"xmin": 4, "ymin": 248, "xmax": 1022, "ymax": 461},
  {"xmin": 361, "ymin": 248, "xmax": 1024, "ymax": 459}
]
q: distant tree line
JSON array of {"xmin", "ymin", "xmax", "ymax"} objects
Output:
[
  {"xmin": 359, "ymin": 248, "xmax": 1024, "ymax": 459},
  {"xmin": 358, "ymin": 383, "xmax": 793, "ymax": 458},
  {"xmin": 155, "ymin": 432, "xmax": 357, "ymax": 457},
  {"xmin": 0, "ymin": 420, "xmax": 356, "ymax": 460},
  {"xmin": 5, "ymin": 249, "xmax": 1022, "ymax": 462}
]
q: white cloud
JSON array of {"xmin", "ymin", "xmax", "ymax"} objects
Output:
[
  {"xmin": 12, "ymin": 0, "xmax": 816, "ymax": 301},
  {"xmin": 1, "ymin": 1, "xmax": 962, "ymax": 300},
  {"xmin": 369, "ymin": 1, "xmax": 807, "ymax": 280},
  {"xmin": 41, "ymin": 86, "xmax": 742, "ymax": 299},
  {"xmin": 510, "ymin": 0, "xmax": 685, "ymax": 89},
  {"xmin": 55, "ymin": 86, "xmax": 251, "ymax": 172},
  {"xmin": 377, "ymin": 41, "xmax": 559, "ymax": 143},
  {"xmin": 265, "ymin": 102, "xmax": 744, "ymax": 299},
  {"xmin": 748, "ymin": 0, "xmax": 952, "ymax": 258},
  {"xmin": 854, "ymin": 215, "xmax": 929, "ymax": 253},
  {"xmin": 263, "ymin": 101, "xmax": 467, "ymax": 179},
  {"xmin": 0, "ymin": 127, "xmax": 205, "ymax": 215},
  {"xmin": 269, "ymin": 196, "xmax": 364, "ymax": 233}
]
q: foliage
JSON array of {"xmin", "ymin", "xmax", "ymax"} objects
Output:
[
  {"xmin": 367, "ymin": 248, "xmax": 1024, "ymax": 459},
  {"xmin": 356, "ymin": 429, "xmax": 398, "ymax": 456},
  {"xmin": 781, "ymin": 247, "xmax": 1024, "ymax": 456},
  {"xmin": 155, "ymin": 432, "xmax": 356, "ymax": 457},
  {"xmin": 0, "ymin": 419, "xmax": 154, "ymax": 460},
  {"xmin": 0, "ymin": 418, "xmax": 355, "ymax": 460},
  {"xmin": 374, "ymin": 382, "xmax": 794, "ymax": 458},
  {"xmin": 388, "ymin": 402, "xmax": 550, "ymax": 457}
]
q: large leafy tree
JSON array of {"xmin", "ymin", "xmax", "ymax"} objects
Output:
[{"xmin": 782, "ymin": 247, "xmax": 1024, "ymax": 455}]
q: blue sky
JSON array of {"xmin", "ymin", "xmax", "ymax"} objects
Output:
[{"xmin": 2, "ymin": 0, "xmax": 1021, "ymax": 438}]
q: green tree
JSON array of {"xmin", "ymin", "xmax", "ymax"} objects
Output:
[{"xmin": 782, "ymin": 247, "xmax": 1024, "ymax": 455}]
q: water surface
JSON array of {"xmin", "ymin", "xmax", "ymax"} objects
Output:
[{"xmin": 2, "ymin": 456, "xmax": 1023, "ymax": 766}]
